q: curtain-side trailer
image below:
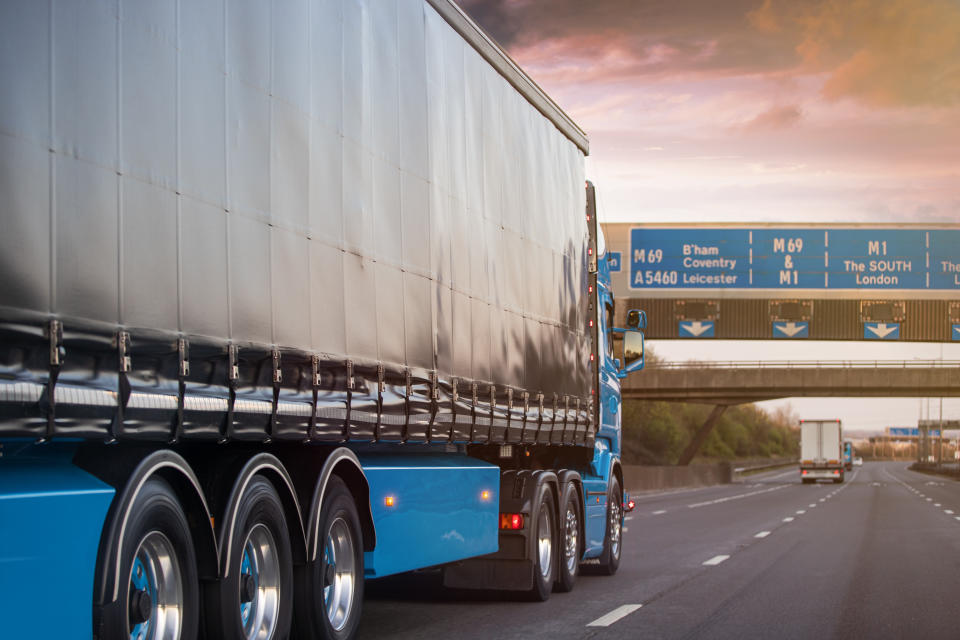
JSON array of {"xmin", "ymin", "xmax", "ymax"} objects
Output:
[{"xmin": 0, "ymin": 1, "xmax": 646, "ymax": 639}]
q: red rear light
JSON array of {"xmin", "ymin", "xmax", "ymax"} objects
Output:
[
  {"xmin": 500, "ymin": 513, "xmax": 524, "ymax": 530},
  {"xmin": 625, "ymin": 499, "xmax": 636, "ymax": 512},
  {"xmin": 801, "ymin": 470, "xmax": 807, "ymax": 475},
  {"xmin": 833, "ymin": 470, "xmax": 840, "ymax": 475}
]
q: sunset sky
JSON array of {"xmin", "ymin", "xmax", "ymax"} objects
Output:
[
  {"xmin": 462, "ymin": 0, "xmax": 960, "ymax": 224},
  {"xmin": 462, "ymin": 0, "xmax": 960, "ymax": 431}
]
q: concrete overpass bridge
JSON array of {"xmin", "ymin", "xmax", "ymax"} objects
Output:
[
  {"xmin": 621, "ymin": 360, "xmax": 960, "ymax": 464},
  {"xmin": 622, "ymin": 360, "xmax": 960, "ymax": 404}
]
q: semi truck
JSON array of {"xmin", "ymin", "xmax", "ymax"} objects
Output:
[
  {"xmin": 800, "ymin": 420, "xmax": 845, "ymax": 484},
  {"xmin": 0, "ymin": 1, "xmax": 646, "ymax": 639}
]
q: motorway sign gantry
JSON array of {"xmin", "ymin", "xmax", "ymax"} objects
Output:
[
  {"xmin": 602, "ymin": 223, "xmax": 960, "ymax": 343},
  {"xmin": 627, "ymin": 227, "xmax": 960, "ymax": 294}
]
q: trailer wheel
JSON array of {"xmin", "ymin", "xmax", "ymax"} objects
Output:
[
  {"xmin": 596, "ymin": 477, "xmax": 622, "ymax": 576},
  {"xmin": 101, "ymin": 476, "xmax": 199, "ymax": 640},
  {"xmin": 555, "ymin": 483, "xmax": 581, "ymax": 593},
  {"xmin": 801, "ymin": 478, "xmax": 813, "ymax": 485},
  {"xmin": 206, "ymin": 475, "xmax": 293, "ymax": 640},
  {"xmin": 295, "ymin": 475, "xmax": 364, "ymax": 640},
  {"xmin": 526, "ymin": 483, "xmax": 557, "ymax": 601}
]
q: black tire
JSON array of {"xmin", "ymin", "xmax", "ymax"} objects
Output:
[
  {"xmin": 596, "ymin": 477, "xmax": 622, "ymax": 576},
  {"xmin": 100, "ymin": 476, "xmax": 199, "ymax": 640},
  {"xmin": 555, "ymin": 483, "xmax": 581, "ymax": 593},
  {"xmin": 206, "ymin": 475, "xmax": 293, "ymax": 640},
  {"xmin": 294, "ymin": 476, "xmax": 364, "ymax": 640},
  {"xmin": 526, "ymin": 482, "xmax": 557, "ymax": 601},
  {"xmin": 801, "ymin": 478, "xmax": 813, "ymax": 485}
]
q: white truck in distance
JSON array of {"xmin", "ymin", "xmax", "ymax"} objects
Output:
[{"xmin": 800, "ymin": 419, "xmax": 845, "ymax": 484}]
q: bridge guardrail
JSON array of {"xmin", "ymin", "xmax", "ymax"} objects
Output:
[{"xmin": 733, "ymin": 459, "xmax": 799, "ymax": 475}]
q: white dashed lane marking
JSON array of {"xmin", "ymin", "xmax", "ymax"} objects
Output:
[
  {"xmin": 587, "ymin": 604, "xmax": 643, "ymax": 627},
  {"xmin": 653, "ymin": 510, "xmax": 667, "ymax": 515},
  {"xmin": 783, "ymin": 517, "xmax": 795, "ymax": 522},
  {"xmin": 703, "ymin": 555, "xmax": 730, "ymax": 566},
  {"xmin": 755, "ymin": 531, "xmax": 771, "ymax": 538}
]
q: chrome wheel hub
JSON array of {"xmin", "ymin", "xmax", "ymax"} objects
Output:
[
  {"xmin": 609, "ymin": 498, "xmax": 622, "ymax": 559},
  {"xmin": 323, "ymin": 517, "xmax": 356, "ymax": 632},
  {"xmin": 537, "ymin": 504, "xmax": 553, "ymax": 579},
  {"xmin": 239, "ymin": 523, "xmax": 281, "ymax": 640},
  {"xmin": 564, "ymin": 506, "xmax": 579, "ymax": 574},
  {"xmin": 127, "ymin": 531, "xmax": 183, "ymax": 640}
]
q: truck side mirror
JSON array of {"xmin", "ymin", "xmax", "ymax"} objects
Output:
[
  {"xmin": 626, "ymin": 309, "xmax": 646, "ymax": 330},
  {"xmin": 619, "ymin": 330, "xmax": 644, "ymax": 376}
]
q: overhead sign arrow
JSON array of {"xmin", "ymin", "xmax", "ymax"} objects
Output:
[
  {"xmin": 679, "ymin": 321, "xmax": 714, "ymax": 337},
  {"xmin": 954, "ymin": 324, "xmax": 960, "ymax": 341},
  {"xmin": 864, "ymin": 322, "xmax": 899, "ymax": 340},
  {"xmin": 773, "ymin": 321, "xmax": 808, "ymax": 338}
]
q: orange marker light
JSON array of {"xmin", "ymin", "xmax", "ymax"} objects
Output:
[
  {"xmin": 384, "ymin": 496, "xmax": 395, "ymax": 507},
  {"xmin": 481, "ymin": 490, "xmax": 491, "ymax": 501}
]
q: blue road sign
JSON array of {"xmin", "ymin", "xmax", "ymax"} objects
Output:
[
  {"xmin": 608, "ymin": 251, "xmax": 622, "ymax": 272},
  {"xmin": 679, "ymin": 320, "xmax": 714, "ymax": 338},
  {"xmin": 888, "ymin": 427, "xmax": 917, "ymax": 436},
  {"xmin": 628, "ymin": 227, "xmax": 960, "ymax": 291},
  {"xmin": 864, "ymin": 322, "xmax": 900, "ymax": 340},
  {"xmin": 889, "ymin": 427, "xmax": 940, "ymax": 437},
  {"xmin": 772, "ymin": 321, "xmax": 809, "ymax": 338},
  {"xmin": 953, "ymin": 324, "xmax": 960, "ymax": 341}
]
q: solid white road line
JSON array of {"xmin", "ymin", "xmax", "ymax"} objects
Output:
[
  {"xmin": 769, "ymin": 469, "xmax": 798, "ymax": 480},
  {"xmin": 703, "ymin": 555, "xmax": 730, "ymax": 566},
  {"xmin": 783, "ymin": 517, "xmax": 795, "ymax": 522},
  {"xmin": 587, "ymin": 604, "xmax": 643, "ymax": 627},
  {"xmin": 755, "ymin": 531, "xmax": 771, "ymax": 538},
  {"xmin": 687, "ymin": 485, "xmax": 786, "ymax": 509}
]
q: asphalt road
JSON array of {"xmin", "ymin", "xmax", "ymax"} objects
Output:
[{"xmin": 356, "ymin": 462, "xmax": 960, "ymax": 639}]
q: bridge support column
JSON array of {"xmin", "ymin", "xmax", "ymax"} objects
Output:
[{"xmin": 677, "ymin": 405, "xmax": 728, "ymax": 466}]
